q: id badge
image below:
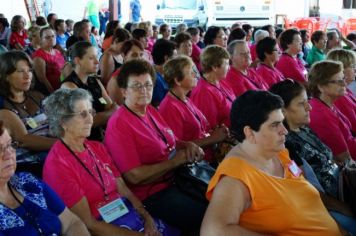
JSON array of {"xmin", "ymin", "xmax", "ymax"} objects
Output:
[
  {"xmin": 99, "ymin": 97, "xmax": 107, "ymax": 105},
  {"xmin": 288, "ymin": 160, "xmax": 302, "ymax": 177},
  {"xmin": 97, "ymin": 198, "xmax": 129, "ymax": 223},
  {"xmin": 26, "ymin": 118, "xmax": 38, "ymax": 129}
]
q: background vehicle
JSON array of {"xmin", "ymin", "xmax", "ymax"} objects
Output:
[
  {"xmin": 205, "ymin": 0, "xmax": 274, "ymax": 28},
  {"xmin": 154, "ymin": 0, "xmax": 208, "ymax": 28}
]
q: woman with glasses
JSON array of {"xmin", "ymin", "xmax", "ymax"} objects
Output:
[
  {"xmin": 106, "ymin": 39, "xmax": 145, "ymax": 105},
  {"xmin": 270, "ymin": 80, "xmax": 356, "ymax": 234},
  {"xmin": 256, "ymin": 37, "xmax": 285, "ymax": 88},
  {"xmin": 61, "ymin": 41, "xmax": 117, "ymax": 141},
  {"xmin": 32, "ymin": 27, "xmax": 65, "ymax": 93},
  {"xmin": 308, "ymin": 60, "xmax": 356, "ymax": 161},
  {"xmin": 0, "ymin": 119, "xmax": 90, "ymax": 235},
  {"xmin": 43, "ymin": 88, "xmax": 176, "ymax": 236},
  {"xmin": 327, "ymin": 49, "xmax": 356, "ymax": 134},
  {"xmin": 0, "ymin": 51, "xmax": 56, "ymax": 177},
  {"xmin": 104, "ymin": 59, "xmax": 207, "ymax": 233}
]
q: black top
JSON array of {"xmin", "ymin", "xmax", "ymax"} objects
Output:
[
  {"xmin": 285, "ymin": 126, "xmax": 339, "ymax": 198},
  {"xmin": 62, "ymin": 71, "xmax": 105, "ymax": 141}
]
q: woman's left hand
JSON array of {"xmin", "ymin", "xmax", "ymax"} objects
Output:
[{"xmin": 144, "ymin": 217, "xmax": 161, "ymax": 236}]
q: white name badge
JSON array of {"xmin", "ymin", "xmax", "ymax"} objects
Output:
[
  {"xmin": 288, "ymin": 160, "xmax": 302, "ymax": 177},
  {"xmin": 99, "ymin": 97, "xmax": 107, "ymax": 105},
  {"xmin": 97, "ymin": 198, "xmax": 129, "ymax": 223}
]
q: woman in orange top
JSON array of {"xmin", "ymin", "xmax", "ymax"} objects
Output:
[{"xmin": 201, "ymin": 90, "xmax": 342, "ymax": 236}]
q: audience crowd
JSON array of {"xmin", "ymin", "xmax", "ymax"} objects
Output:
[{"xmin": 0, "ymin": 10, "xmax": 355, "ymax": 235}]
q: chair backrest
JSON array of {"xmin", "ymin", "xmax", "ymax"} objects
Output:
[
  {"xmin": 344, "ymin": 18, "xmax": 356, "ymax": 36},
  {"xmin": 295, "ymin": 18, "xmax": 316, "ymax": 34}
]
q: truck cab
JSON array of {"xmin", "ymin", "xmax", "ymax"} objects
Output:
[{"xmin": 154, "ymin": 0, "xmax": 208, "ymax": 28}]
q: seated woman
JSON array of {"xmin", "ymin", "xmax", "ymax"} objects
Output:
[
  {"xmin": 270, "ymin": 80, "xmax": 356, "ymax": 234},
  {"xmin": 203, "ymin": 26, "xmax": 227, "ymax": 49},
  {"xmin": 256, "ymin": 37, "xmax": 285, "ymax": 88},
  {"xmin": 175, "ymin": 32, "xmax": 201, "ymax": 77},
  {"xmin": 308, "ymin": 60, "xmax": 356, "ymax": 161},
  {"xmin": 201, "ymin": 90, "xmax": 341, "ymax": 235},
  {"xmin": 276, "ymin": 29, "xmax": 308, "ymax": 84},
  {"xmin": 32, "ymin": 27, "xmax": 65, "ymax": 93},
  {"xmin": 190, "ymin": 45, "xmax": 235, "ymax": 129},
  {"xmin": 99, "ymin": 28, "xmax": 131, "ymax": 85},
  {"xmin": 104, "ymin": 59, "xmax": 207, "ymax": 233},
  {"xmin": 159, "ymin": 55, "xmax": 228, "ymax": 163},
  {"xmin": 0, "ymin": 119, "xmax": 89, "ymax": 235},
  {"xmin": 43, "ymin": 88, "xmax": 177, "ymax": 236},
  {"xmin": 106, "ymin": 39, "xmax": 144, "ymax": 105},
  {"xmin": 306, "ymin": 30, "xmax": 327, "ymax": 66},
  {"xmin": 61, "ymin": 41, "xmax": 117, "ymax": 141},
  {"xmin": 0, "ymin": 51, "xmax": 56, "ymax": 177},
  {"xmin": 327, "ymin": 49, "xmax": 356, "ymax": 134}
]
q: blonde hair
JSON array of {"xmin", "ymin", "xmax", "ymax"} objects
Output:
[
  {"xmin": 163, "ymin": 55, "xmax": 193, "ymax": 88},
  {"xmin": 201, "ymin": 45, "xmax": 230, "ymax": 73},
  {"xmin": 326, "ymin": 49, "xmax": 356, "ymax": 69},
  {"xmin": 27, "ymin": 26, "xmax": 41, "ymax": 41}
]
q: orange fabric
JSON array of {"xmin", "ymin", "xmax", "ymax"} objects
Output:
[
  {"xmin": 207, "ymin": 149, "xmax": 340, "ymax": 236},
  {"xmin": 102, "ymin": 36, "xmax": 113, "ymax": 51}
]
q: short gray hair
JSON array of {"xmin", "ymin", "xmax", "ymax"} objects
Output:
[
  {"xmin": 254, "ymin": 29, "xmax": 269, "ymax": 43},
  {"xmin": 44, "ymin": 88, "xmax": 93, "ymax": 138},
  {"xmin": 227, "ymin": 39, "xmax": 246, "ymax": 57}
]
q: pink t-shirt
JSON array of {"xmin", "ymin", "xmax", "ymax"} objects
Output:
[
  {"xmin": 191, "ymin": 43, "xmax": 202, "ymax": 73},
  {"xmin": 104, "ymin": 105, "xmax": 175, "ymax": 200},
  {"xmin": 32, "ymin": 48, "xmax": 65, "ymax": 90},
  {"xmin": 190, "ymin": 78, "xmax": 235, "ymax": 128},
  {"xmin": 276, "ymin": 53, "xmax": 307, "ymax": 84},
  {"xmin": 309, "ymin": 98, "xmax": 356, "ymax": 160},
  {"xmin": 159, "ymin": 93, "xmax": 214, "ymax": 161},
  {"xmin": 334, "ymin": 90, "xmax": 356, "ymax": 134},
  {"xmin": 43, "ymin": 140, "xmax": 121, "ymax": 219},
  {"xmin": 221, "ymin": 66, "xmax": 268, "ymax": 97},
  {"xmin": 256, "ymin": 63, "xmax": 285, "ymax": 88},
  {"xmin": 249, "ymin": 43, "xmax": 257, "ymax": 62}
]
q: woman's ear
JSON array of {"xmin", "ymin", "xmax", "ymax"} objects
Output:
[
  {"xmin": 243, "ymin": 126, "xmax": 257, "ymax": 144},
  {"xmin": 174, "ymin": 78, "xmax": 181, "ymax": 86}
]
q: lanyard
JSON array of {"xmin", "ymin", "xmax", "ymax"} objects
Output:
[
  {"xmin": 202, "ymin": 76, "xmax": 234, "ymax": 102},
  {"xmin": 316, "ymin": 98, "xmax": 351, "ymax": 126},
  {"xmin": 169, "ymin": 90, "xmax": 202, "ymax": 124},
  {"xmin": 124, "ymin": 104, "xmax": 172, "ymax": 149},
  {"xmin": 60, "ymin": 139, "xmax": 109, "ymax": 199},
  {"xmin": 237, "ymin": 69, "xmax": 262, "ymax": 89}
]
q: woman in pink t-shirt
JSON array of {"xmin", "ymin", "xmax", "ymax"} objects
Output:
[
  {"xmin": 104, "ymin": 59, "xmax": 207, "ymax": 232},
  {"xmin": 190, "ymin": 45, "xmax": 235, "ymax": 129},
  {"xmin": 256, "ymin": 37, "xmax": 285, "ymax": 88},
  {"xmin": 32, "ymin": 27, "xmax": 65, "ymax": 93},
  {"xmin": 43, "ymin": 88, "xmax": 177, "ymax": 236},
  {"xmin": 276, "ymin": 29, "xmax": 308, "ymax": 84},
  {"xmin": 327, "ymin": 49, "xmax": 356, "ymax": 134},
  {"xmin": 159, "ymin": 56, "xmax": 229, "ymax": 163},
  {"xmin": 308, "ymin": 60, "xmax": 356, "ymax": 161}
]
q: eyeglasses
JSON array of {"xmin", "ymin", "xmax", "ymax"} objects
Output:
[
  {"xmin": 65, "ymin": 109, "xmax": 96, "ymax": 119},
  {"xmin": 327, "ymin": 79, "xmax": 346, "ymax": 86},
  {"xmin": 0, "ymin": 142, "xmax": 18, "ymax": 158},
  {"xmin": 128, "ymin": 83, "xmax": 154, "ymax": 91}
]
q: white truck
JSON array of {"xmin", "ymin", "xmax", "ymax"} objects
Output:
[{"xmin": 154, "ymin": 0, "xmax": 208, "ymax": 28}]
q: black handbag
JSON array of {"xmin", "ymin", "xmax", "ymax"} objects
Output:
[
  {"xmin": 174, "ymin": 160, "xmax": 215, "ymax": 202},
  {"xmin": 339, "ymin": 160, "xmax": 356, "ymax": 215}
]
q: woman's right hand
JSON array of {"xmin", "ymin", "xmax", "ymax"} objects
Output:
[{"xmin": 210, "ymin": 125, "xmax": 229, "ymax": 143}]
